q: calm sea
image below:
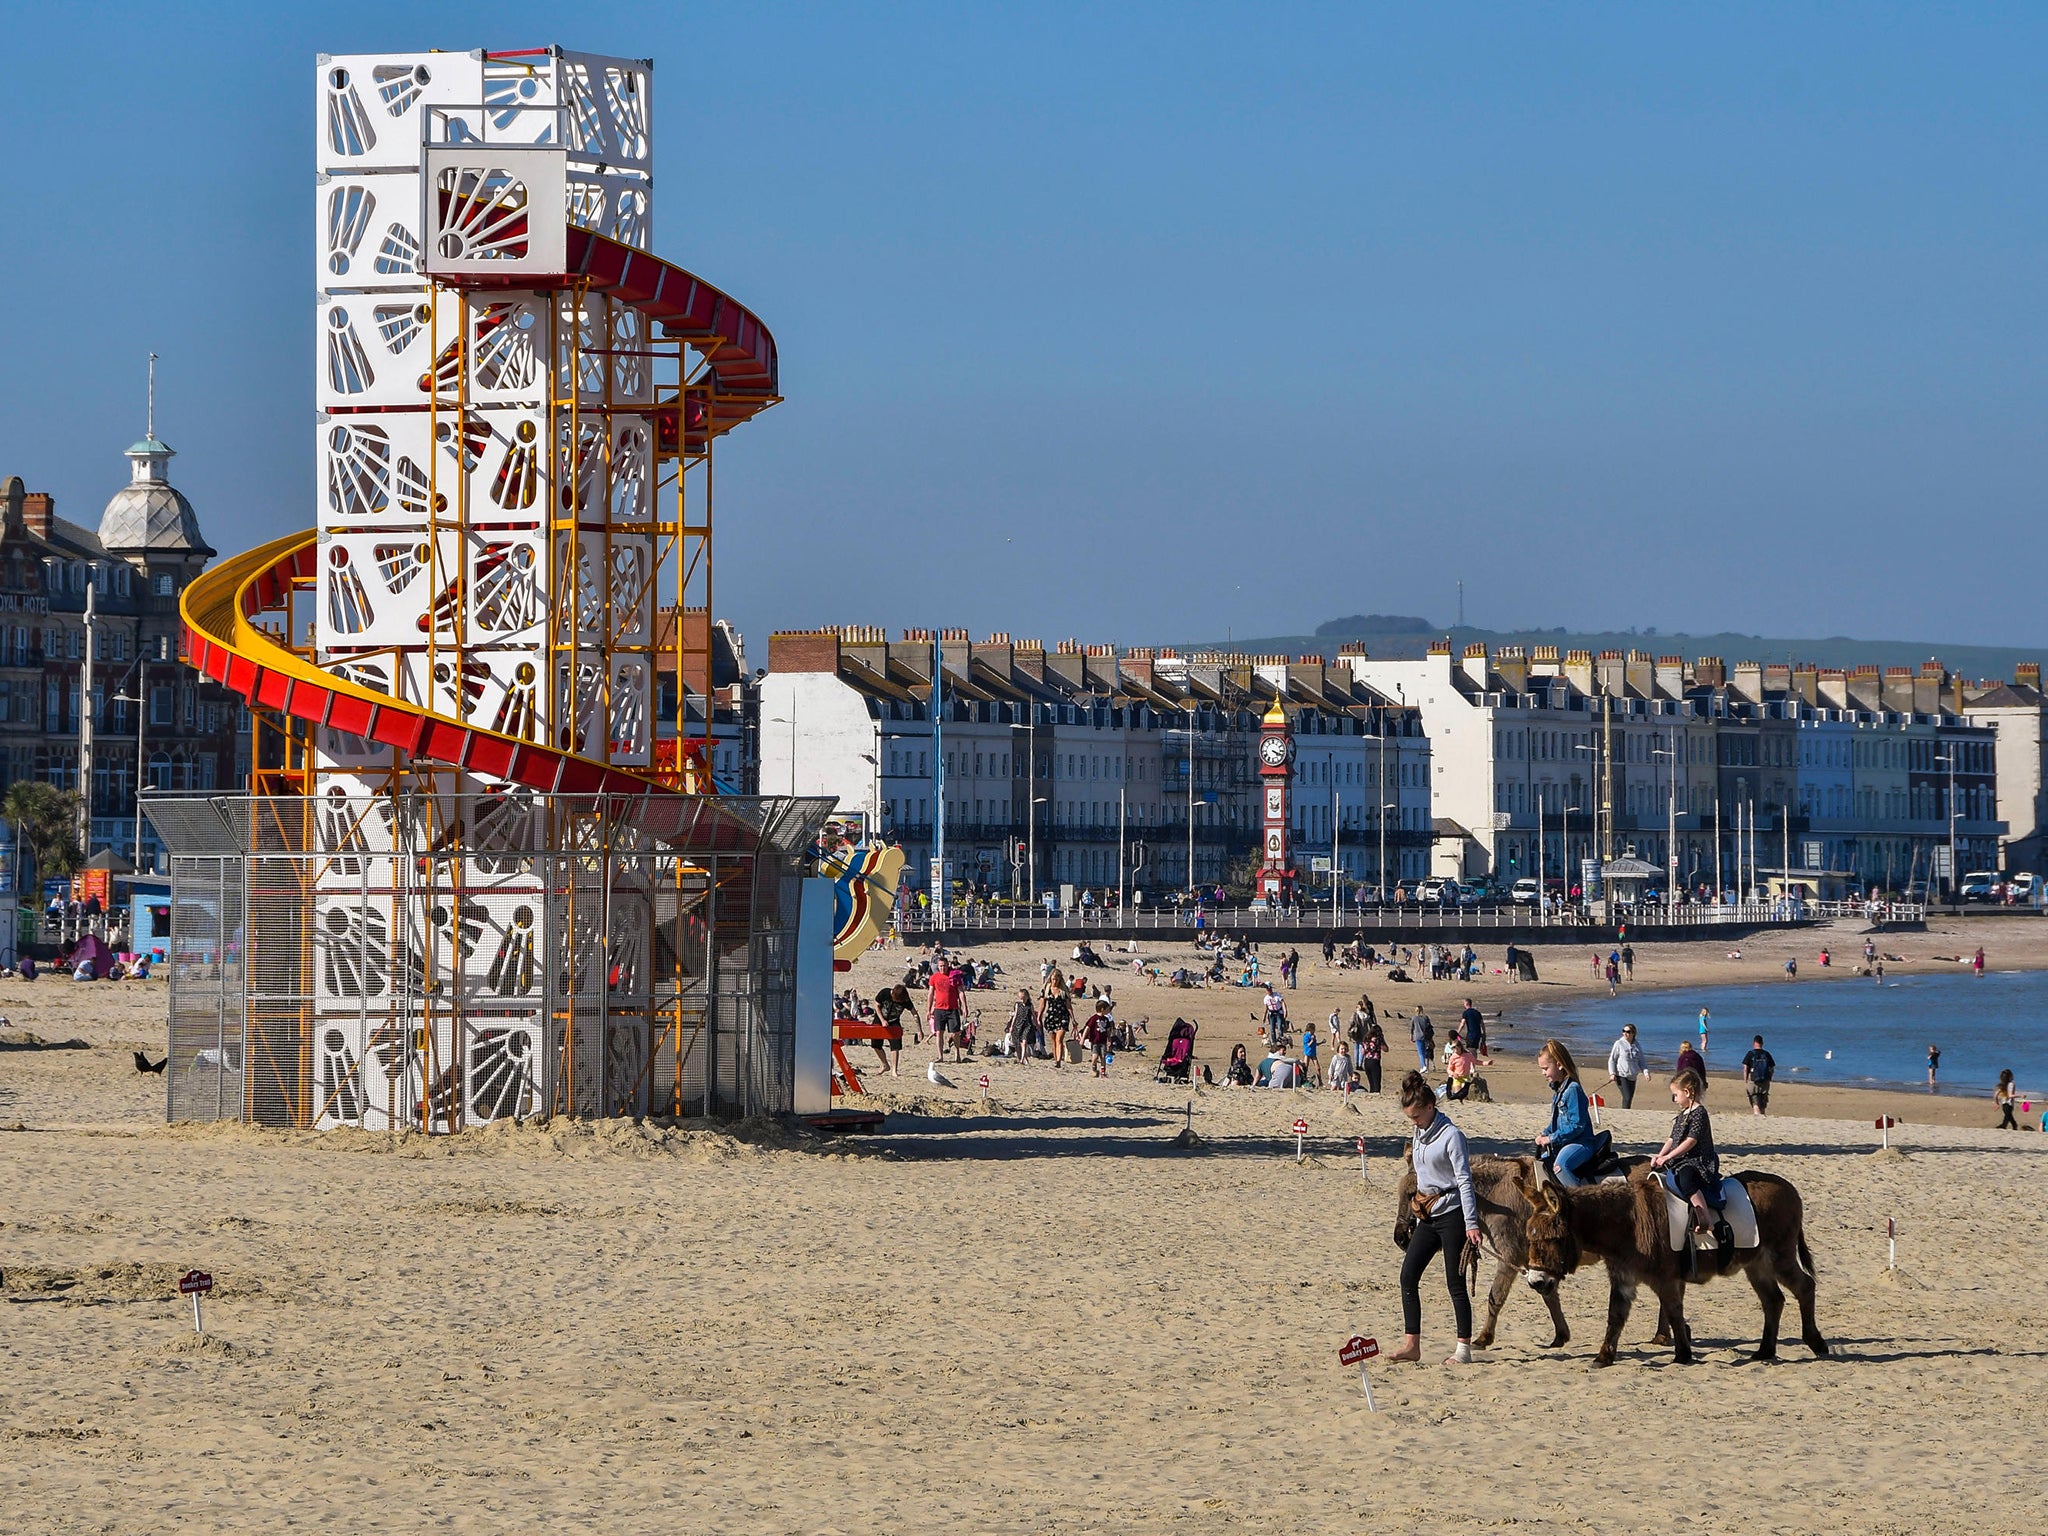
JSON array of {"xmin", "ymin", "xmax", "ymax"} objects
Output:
[{"xmin": 1517, "ymin": 968, "xmax": 2048, "ymax": 1098}]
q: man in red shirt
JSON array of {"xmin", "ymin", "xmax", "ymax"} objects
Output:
[{"xmin": 927, "ymin": 961, "xmax": 966, "ymax": 1062}]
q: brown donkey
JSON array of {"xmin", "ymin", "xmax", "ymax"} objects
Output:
[
  {"xmin": 1395, "ymin": 1154, "xmax": 1573, "ymax": 1350},
  {"xmin": 1517, "ymin": 1167, "xmax": 1829, "ymax": 1365}
]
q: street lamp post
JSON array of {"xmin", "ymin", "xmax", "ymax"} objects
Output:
[
  {"xmin": 77, "ymin": 573, "xmax": 97, "ymax": 858},
  {"xmin": 1380, "ymin": 802, "xmax": 1398, "ymax": 903},
  {"xmin": 1331, "ymin": 787, "xmax": 1341, "ymax": 916},
  {"xmin": 1934, "ymin": 748, "xmax": 1961, "ymax": 903},
  {"xmin": 112, "ymin": 677, "xmax": 146, "ymax": 873},
  {"xmin": 1182, "ymin": 704, "xmax": 1198, "ymax": 896},
  {"xmin": 931, "ymin": 633, "xmax": 945, "ymax": 931},
  {"xmin": 1652, "ymin": 735, "xmax": 1680, "ymax": 917},
  {"xmin": 1027, "ymin": 794, "xmax": 1048, "ymax": 906},
  {"xmin": 1117, "ymin": 786, "xmax": 1127, "ymax": 919},
  {"xmin": 1377, "ymin": 706, "xmax": 1389, "ymax": 902}
]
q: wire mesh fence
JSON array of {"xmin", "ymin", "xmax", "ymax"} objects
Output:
[{"xmin": 146, "ymin": 791, "xmax": 832, "ymax": 1130}]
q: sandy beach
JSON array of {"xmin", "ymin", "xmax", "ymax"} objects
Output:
[
  {"xmin": 854, "ymin": 914, "xmax": 2044, "ymax": 1129},
  {"xmin": 2, "ymin": 915, "xmax": 2045, "ymax": 1533}
]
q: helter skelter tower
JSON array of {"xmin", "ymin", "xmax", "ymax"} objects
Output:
[{"xmin": 170, "ymin": 44, "xmax": 803, "ymax": 1132}]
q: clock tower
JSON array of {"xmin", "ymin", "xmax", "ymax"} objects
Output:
[{"xmin": 1256, "ymin": 699, "xmax": 1295, "ymax": 902}]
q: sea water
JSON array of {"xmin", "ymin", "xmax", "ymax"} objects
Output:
[{"xmin": 1519, "ymin": 967, "xmax": 2047, "ymax": 1099}]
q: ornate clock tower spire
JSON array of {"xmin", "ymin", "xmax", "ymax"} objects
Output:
[{"xmin": 1256, "ymin": 699, "xmax": 1295, "ymax": 903}]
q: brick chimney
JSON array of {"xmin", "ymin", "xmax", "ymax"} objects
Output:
[
  {"xmin": 1563, "ymin": 649, "xmax": 1595, "ymax": 695},
  {"xmin": 1460, "ymin": 642, "xmax": 1490, "ymax": 691},
  {"xmin": 2017, "ymin": 662, "xmax": 2042, "ymax": 692},
  {"xmin": 765, "ymin": 627, "xmax": 842, "ymax": 674},
  {"xmin": 1492, "ymin": 645, "xmax": 1529, "ymax": 693},
  {"xmin": 1914, "ymin": 661, "xmax": 1944, "ymax": 716},
  {"xmin": 1654, "ymin": 655, "xmax": 1686, "ymax": 699},
  {"xmin": 22, "ymin": 491, "xmax": 54, "ymax": 537}
]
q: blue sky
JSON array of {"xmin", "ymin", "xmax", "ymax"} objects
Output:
[{"xmin": 0, "ymin": 3, "xmax": 2041, "ymax": 653}]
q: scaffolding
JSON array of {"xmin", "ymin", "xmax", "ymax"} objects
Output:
[{"xmin": 149, "ymin": 790, "xmax": 831, "ymax": 1128}]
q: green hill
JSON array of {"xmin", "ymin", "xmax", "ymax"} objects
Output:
[{"xmin": 1189, "ymin": 618, "xmax": 2042, "ymax": 683}]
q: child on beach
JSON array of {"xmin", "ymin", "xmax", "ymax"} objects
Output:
[{"xmin": 1083, "ymin": 999, "xmax": 1113, "ymax": 1077}]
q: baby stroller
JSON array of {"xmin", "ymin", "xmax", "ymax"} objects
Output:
[{"xmin": 1155, "ymin": 1019, "xmax": 1197, "ymax": 1084}]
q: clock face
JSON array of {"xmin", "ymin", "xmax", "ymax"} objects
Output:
[{"xmin": 1259, "ymin": 736, "xmax": 1290, "ymax": 767}]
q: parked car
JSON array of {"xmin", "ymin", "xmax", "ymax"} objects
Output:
[
  {"xmin": 1960, "ymin": 871, "xmax": 1998, "ymax": 903},
  {"xmin": 2011, "ymin": 872, "xmax": 2040, "ymax": 902},
  {"xmin": 1510, "ymin": 877, "xmax": 1542, "ymax": 905}
]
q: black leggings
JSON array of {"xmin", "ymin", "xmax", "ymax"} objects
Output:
[
  {"xmin": 1362, "ymin": 1058, "xmax": 1383, "ymax": 1093},
  {"xmin": 1999, "ymin": 1101, "xmax": 2018, "ymax": 1129},
  {"xmin": 1401, "ymin": 1204, "xmax": 1473, "ymax": 1339},
  {"xmin": 1671, "ymin": 1164, "xmax": 1719, "ymax": 1203}
]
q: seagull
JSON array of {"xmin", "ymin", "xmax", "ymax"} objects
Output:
[
  {"xmin": 927, "ymin": 1062, "xmax": 953, "ymax": 1088},
  {"xmin": 1824, "ymin": 1050, "xmax": 1833, "ymax": 1060}
]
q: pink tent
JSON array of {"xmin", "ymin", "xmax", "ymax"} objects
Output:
[{"xmin": 65, "ymin": 932, "xmax": 117, "ymax": 979}]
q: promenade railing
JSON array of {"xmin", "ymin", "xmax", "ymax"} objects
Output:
[{"xmin": 889, "ymin": 897, "xmax": 1921, "ymax": 936}]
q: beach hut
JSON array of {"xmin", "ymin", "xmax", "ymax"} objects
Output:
[{"xmin": 1599, "ymin": 854, "xmax": 1661, "ymax": 907}]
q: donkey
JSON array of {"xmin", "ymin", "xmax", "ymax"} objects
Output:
[
  {"xmin": 1517, "ymin": 1166, "xmax": 1829, "ymax": 1365},
  {"xmin": 1395, "ymin": 1153, "xmax": 1574, "ymax": 1350}
]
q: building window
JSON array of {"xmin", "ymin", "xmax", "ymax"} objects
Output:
[
  {"xmin": 150, "ymin": 685, "xmax": 175, "ymax": 727},
  {"xmin": 150, "ymin": 751, "xmax": 172, "ymax": 791},
  {"xmin": 154, "ymin": 574, "xmax": 174, "ymax": 598}
]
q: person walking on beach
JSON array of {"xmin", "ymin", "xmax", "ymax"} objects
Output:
[
  {"xmin": 1360, "ymin": 1017, "xmax": 1386, "ymax": 1093},
  {"xmin": 1620, "ymin": 942, "xmax": 1635, "ymax": 981},
  {"xmin": 1995, "ymin": 1069, "xmax": 2019, "ymax": 1129},
  {"xmin": 1741, "ymin": 1034, "xmax": 1776, "ymax": 1116},
  {"xmin": 873, "ymin": 986, "xmax": 918, "ymax": 1077},
  {"xmin": 1605, "ymin": 958, "xmax": 1620, "ymax": 997},
  {"xmin": 1697, "ymin": 1006, "xmax": 1710, "ymax": 1055},
  {"xmin": 1040, "ymin": 969, "xmax": 1073, "ymax": 1068},
  {"xmin": 1676, "ymin": 1037, "xmax": 1705, "ymax": 1083},
  {"xmin": 1459, "ymin": 998, "xmax": 1488, "ymax": 1064},
  {"xmin": 1410, "ymin": 1007, "xmax": 1434, "ymax": 1071},
  {"xmin": 1927, "ymin": 1042, "xmax": 1941, "ymax": 1090},
  {"xmin": 927, "ymin": 959, "xmax": 965, "ymax": 1062},
  {"xmin": 1083, "ymin": 998, "xmax": 1113, "ymax": 1077},
  {"xmin": 1387, "ymin": 1070, "xmax": 1482, "ymax": 1367},
  {"xmin": 1005, "ymin": 988, "xmax": 1037, "ymax": 1060},
  {"xmin": 1973, "ymin": 946, "xmax": 1986, "ymax": 978},
  {"xmin": 1606, "ymin": 1023, "xmax": 1644, "ymax": 1109}
]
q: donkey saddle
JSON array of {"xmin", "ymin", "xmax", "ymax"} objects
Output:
[{"xmin": 1658, "ymin": 1173, "xmax": 1759, "ymax": 1257}]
